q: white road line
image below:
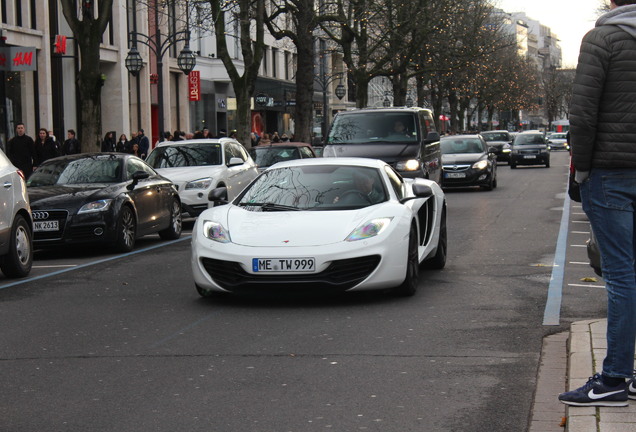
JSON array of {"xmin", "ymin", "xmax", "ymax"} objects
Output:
[{"xmin": 568, "ymin": 283, "xmax": 606, "ymax": 289}]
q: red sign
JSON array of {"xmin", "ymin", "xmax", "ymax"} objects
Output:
[
  {"xmin": 189, "ymin": 71, "xmax": 200, "ymax": 101},
  {"xmin": 0, "ymin": 47, "xmax": 36, "ymax": 71},
  {"xmin": 54, "ymin": 35, "xmax": 67, "ymax": 54}
]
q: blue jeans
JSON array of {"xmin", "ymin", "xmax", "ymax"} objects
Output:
[{"xmin": 581, "ymin": 168, "xmax": 636, "ymax": 378}]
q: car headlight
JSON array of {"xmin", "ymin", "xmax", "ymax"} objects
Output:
[
  {"xmin": 395, "ymin": 159, "xmax": 420, "ymax": 171},
  {"xmin": 78, "ymin": 199, "xmax": 112, "ymax": 214},
  {"xmin": 472, "ymin": 160, "xmax": 488, "ymax": 170},
  {"xmin": 185, "ymin": 177, "xmax": 213, "ymax": 190},
  {"xmin": 202, "ymin": 220, "xmax": 231, "ymax": 243},
  {"xmin": 346, "ymin": 217, "xmax": 393, "ymax": 242}
]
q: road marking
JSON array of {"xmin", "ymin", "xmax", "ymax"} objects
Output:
[
  {"xmin": 571, "ymin": 231, "xmax": 590, "ymax": 234},
  {"xmin": 568, "ymin": 283, "xmax": 605, "ymax": 289},
  {"xmin": 570, "ymin": 261, "xmax": 591, "ymax": 265},
  {"xmin": 33, "ymin": 265, "xmax": 77, "ymax": 268},
  {"xmin": 0, "ymin": 236, "xmax": 192, "ymax": 291},
  {"xmin": 543, "ymin": 194, "xmax": 570, "ymax": 326}
]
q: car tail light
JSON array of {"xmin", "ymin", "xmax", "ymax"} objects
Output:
[{"xmin": 16, "ymin": 170, "xmax": 26, "ymax": 181}]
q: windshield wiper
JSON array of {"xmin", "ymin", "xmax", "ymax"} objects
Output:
[{"xmin": 238, "ymin": 202, "xmax": 301, "ymax": 211}]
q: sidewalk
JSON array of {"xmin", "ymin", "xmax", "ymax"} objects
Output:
[{"xmin": 530, "ymin": 319, "xmax": 636, "ymax": 432}]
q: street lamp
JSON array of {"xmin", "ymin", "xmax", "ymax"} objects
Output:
[
  {"xmin": 125, "ymin": 0, "xmax": 196, "ymax": 141},
  {"xmin": 314, "ymin": 72, "xmax": 346, "ymax": 144}
]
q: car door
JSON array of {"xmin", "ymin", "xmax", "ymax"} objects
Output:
[
  {"xmin": 125, "ymin": 158, "xmax": 165, "ymax": 233},
  {"xmin": 224, "ymin": 141, "xmax": 257, "ymax": 199},
  {"xmin": 0, "ymin": 154, "xmax": 16, "ymax": 251}
]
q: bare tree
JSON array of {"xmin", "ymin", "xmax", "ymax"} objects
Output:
[
  {"xmin": 205, "ymin": 0, "xmax": 266, "ymax": 148},
  {"xmin": 60, "ymin": 0, "xmax": 114, "ymax": 151}
]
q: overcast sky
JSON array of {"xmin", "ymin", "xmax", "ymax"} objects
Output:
[{"xmin": 495, "ymin": 0, "xmax": 605, "ymax": 67}]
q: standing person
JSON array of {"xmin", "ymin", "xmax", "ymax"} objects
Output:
[
  {"xmin": 101, "ymin": 131, "xmax": 116, "ymax": 152},
  {"xmin": 130, "ymin": 142, "xmax": 142, "ymax": 158},
  {"xmin": 558, "ymin": 0, "xmax": 636, "ymax": 408},
  {"xmin": 137, "ymin": 129, "xmax": 149, "ymax": 159},
  {"xmin": 62, "ymin": 129, "xmax": 80, "ymax": 155},
  {"xmin": 34, "ymin": 128, "xmax": 59, "ymax": 167},
  {"xmin": 116, "ymin": 134, "xmax": 129, "ymax": 152},
  {"xmin": 6, "ymin": 123, "xmax": 36, "ymax": 178}
]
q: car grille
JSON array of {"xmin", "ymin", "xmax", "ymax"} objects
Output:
[
  {"xmin": 518, "ymin": 149, "xmax": 541, "ymax": 155},
  {"xmin": 443, "ymin": 164, "xmax": 470, "ymax": 172},
  {"xmin": 201, "ymin": 255, "xmax": 382, "ymax": 293},
  {"xmin": 32, "ymin": 210, "xmax": 69, "ymax": 241}
]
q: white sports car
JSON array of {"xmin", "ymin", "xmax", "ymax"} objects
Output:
[{"xmin": 191, "ymin": 158, "xmax": 447, "ymax": 297}]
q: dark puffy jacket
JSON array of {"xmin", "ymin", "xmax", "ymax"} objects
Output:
[{"xmin": 570, "ymin": 5, "xmax": 636, "ymax": 172}]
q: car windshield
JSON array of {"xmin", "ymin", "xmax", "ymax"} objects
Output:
[
  {"xmin": 249, "ymin": 146, "xmax": 301, "ymax": 168},
  {"xmin": 146, "ymin": 143, "xmax": 222, "ymax": 168},
  {"xmin": 27, "ymin": 156, "xmax": 124, "ymax": 186},
  {"xmin": 327, "ymin": 113, "xmax": 418, "ymax": 144},
  {"xmin": 481, "ymin": 133, "xmax": 509, "ymax": 142},
  {"xmin": 551, "ymin": 133, "xmax": 567, "ymax": 139},
  {"xmin": 514, "ymin": 134, "xmax": 545, "ymax": 145},
  {"xmin": 237, "ymin": 165, "xmax": 387, "ymax": 210},
  {"xmin": 440, "ymin": 138, "xmax": 484, "ymax": 154}
]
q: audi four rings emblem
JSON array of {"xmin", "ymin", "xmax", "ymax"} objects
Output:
[{"xmin": 32, "ymin": 211, "xmax": 50, "ymax": 220}]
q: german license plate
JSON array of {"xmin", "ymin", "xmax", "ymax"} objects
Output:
[
  {"xmin": 33, "ymin": 220, "xmax": 59, "ymax": 232},
  {"xmin": 445, "ymin": 172, "xmax": 466, "ymax": 178},
  {"xmin": 523, "ymin": 155, "xmax": 536, "ymax": 159},
  {"xmin": 252, "ymin": 258, "xmax": 316, "ymax": 272}
]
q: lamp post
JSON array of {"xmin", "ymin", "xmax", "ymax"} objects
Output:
[
  {"xmin": 125, "ymin": 0, "xmax": 196, "ymax": 141},
  {"xmin": 315, "ymin": 71, "xmax": 346, "ymax": 143}
]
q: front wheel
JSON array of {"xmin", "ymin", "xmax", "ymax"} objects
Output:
[
  {"xmin": 423, "ymin": 206, "xmax": 447, "ymax": 270},
  {"xmin": 113, "ymin": 206, "xmax": 136, "ymax": 252},
  {"xmin": 0, "ymin": 215, "xmax": 33, "ymax": 278},
  {"xmin": 159, "ymin": 199, "xmax": 182, "ymax": 240},
  {"xmin": 393, "ymin": 225, "xmax": 420, "ymax": 297}
]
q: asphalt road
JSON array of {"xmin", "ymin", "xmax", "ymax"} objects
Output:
[{"xmin": 0, "ymin": 151, "xmax": 605, "ymax": 432}]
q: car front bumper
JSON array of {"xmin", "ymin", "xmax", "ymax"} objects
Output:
[{"xmin": 191, "ymin": 223, "xmax": 411, "ymax": 294}]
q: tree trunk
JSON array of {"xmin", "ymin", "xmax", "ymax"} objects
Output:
[
  {"xmin": 293, "ymin": 10, "xmax": 316, "ymax": 144},
  {"xmin": 76, "ymin": 39, "xmax": 103, "ymax": 151}
]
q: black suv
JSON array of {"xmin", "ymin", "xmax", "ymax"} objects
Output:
[{"xmin": 322, "ymin": 107, "xmax": 442, "ymax": 183}]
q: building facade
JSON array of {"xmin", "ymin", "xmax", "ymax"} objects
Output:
[{"xmin": 0, "ymin": 0, "xmax": 348, "ymax": 152}]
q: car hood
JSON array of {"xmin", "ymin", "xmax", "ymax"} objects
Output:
[
  {"xmin": 28, "ymin": 185, "xmax": 114, "ymax": 210},
  {"xmin": 322, "ymin": 143, "xmax": 418, "ymax": 162},
  {"xmin": 223, "ymin": 206, "xmax": 378, "ymax": 247},
  {"xmin": 441, "ymin": 153, "xmax": 484, "ymax": 165},
  {"xmin": 154, "ymin": 166, "xmax": 224, "ymax": 182}
]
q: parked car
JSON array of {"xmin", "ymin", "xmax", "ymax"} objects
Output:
[
  {"xmin": 547, "ymin": 132, "xmax": 570, "ymax": 151},
  {"xmin": 26, "ymin": 153, "xmax": 182, "ymax": 252},
  {"xmin": 509, "ymin": 132, "xmax": 550, "ymax": 168},
  {"xmin": 248, "ymin": 142, "xmax": 317, "ymax": 172},
  {"xmin": 146, "ymin": 139, "xmax": 258, "ymax": 217},
  {"xmin": 480, "ymin": 130, "xmax": 512, "ymax": 162},
  {"xmin": 322, "ymin": 107, "xmax": 442, "ymax": 183},
  {"xmin": 0, "ymin": 149, "xmax": 33, "ymax": 278},
  {"xmin": 192, "ymin": 157, "xmax": 447, "ymax": 297},
  {"xmin": 440, "ymin": 135, "xmax": 497, "ymax": 190}
]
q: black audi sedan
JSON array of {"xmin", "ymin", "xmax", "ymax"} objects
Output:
[
  {"xmin": 440, "ymin": 134, "xmax": 497, "ymax": 190},
  {"xmin": 27, "ymin": 153, "xmax": 182, "ymax": 252}
]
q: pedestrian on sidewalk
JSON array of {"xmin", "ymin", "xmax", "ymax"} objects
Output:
[{"xmin": 560, "ymin": 0, "xmax": 636, "ymax": 408}]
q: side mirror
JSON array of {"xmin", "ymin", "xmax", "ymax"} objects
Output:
[
  {"xmin": 127, "ymin": 170, "xmax": 150, "ymax": 190},
  {"xmin": 208, "ymin": 186, "xmax": 229, "ymax": 206},
  {"xmin": 488, "ymin": 146, "xmax": 497, "ymax": 154},
  {"xmin": 227, "ymin": 157, "xmax": 244, "ymax": 167},
  {"xmin": 412, "ymin": 182, "xmax": 434, "ymax": 198},
  {"xmin": 425, "ymin": 131, "xmax": 441, "ymax": 143}
]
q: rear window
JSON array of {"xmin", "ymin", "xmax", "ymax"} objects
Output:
[{"xmin": 482, "ymin": 132, "xmax": 509, "ymax": 142}]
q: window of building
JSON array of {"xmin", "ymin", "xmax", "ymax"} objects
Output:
[
  {"xmin": 284, "ymin": 51, "xmax": 290, "ymax": 80},
  {"xmin": 272, "ymin": 48, "xmax": 278, "ymax": 78},
  {"xmin": 30, "ymin": 0, "xmax": 36, "ymax": 29},
  {"xmin": 15, "ymin": 0, "xmax": 22, "ymax": 27}
]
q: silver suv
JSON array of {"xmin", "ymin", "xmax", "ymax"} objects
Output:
[{"xmin": 0, "ymin": 149, "xmax": 33, "ymax": 278}]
